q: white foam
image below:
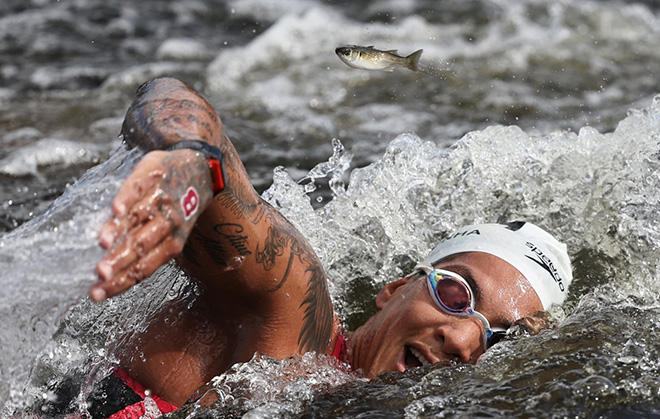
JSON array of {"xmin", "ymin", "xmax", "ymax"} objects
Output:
[
  {"xmin": 156, "ymin": 38, "xmax": 215, "ymax": 61},
  {"xmin": 0, "ymin": 138, "xmax": 112, "ymax": 177},
  {"xmin": 226, "ymin": 0, "xmax": 320, "ymax": 21},
  {"xmin": 265, "ymin": 94, "xmax": 660, "ymax": 304}
]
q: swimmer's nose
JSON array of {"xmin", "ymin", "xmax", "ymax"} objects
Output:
[{"xmin": 434, "ymin": 321, "xmax": 484, "ymax": 363}]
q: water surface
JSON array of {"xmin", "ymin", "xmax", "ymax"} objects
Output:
[{"xmin": 1, "ymin": 0, "xmax": 660, "ymax": 417}]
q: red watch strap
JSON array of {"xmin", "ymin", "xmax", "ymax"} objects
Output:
[
  {"xmin": 164, "ymin": 141, "xmax": 226, "ymax": 195},
  {"xmin": 207, "ymin": 158, "xmax": 225, "ymax": 194}
]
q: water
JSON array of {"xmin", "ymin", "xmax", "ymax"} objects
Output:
[{"xmin": 1, "ymin": 0, "xmax": 660, "ymax": 417}]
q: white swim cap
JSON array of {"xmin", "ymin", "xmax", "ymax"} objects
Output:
[{"xmin": 422, "ymin": 222, "xmax": 573, "ymax": 309}]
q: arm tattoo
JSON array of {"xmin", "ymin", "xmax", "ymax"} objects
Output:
[
  {"xmin": 213, "ymin": 223, "xmax": 252, "ymax": 256},
  {"xmin": 215, "ymin": 186, "xmax": 258, "ymax": 220},
  {"xmin": 262, "ymin": 227, "xmax": 301, "ymax": 292},
  {"xmin": 254, "ymin": 207, "xmax": 333, "ymax": 353},
  {"xmin": 255, "ymin": 224, "xmax": 288, "ymax": 271},
  {"xmin": 191, "ymin": 229, "xmax": 228, "ymax": 267},
  {"xmin": 181, "ymin": 243, "xmax": 202, "ymax": 268},
  {"xmin": 123, "ymin": 80, "xmax": 334, "ymax": 353},
  {"xmin": 122, "ymin": 79, "xmax": 221, "ymax": 151},
  {"xmin": 297, "ymin": 260, "xmax": 333, "ymax": 353},
  {"xmin": 188, "ymin": 224, "xmax": 253, "ymax": 268},
  {"xmin": 214, "ymin": 163, "xmax": 259, "ymax": 220}
]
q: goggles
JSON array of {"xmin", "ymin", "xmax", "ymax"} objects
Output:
[{"xmin": 415, "ymin": 266, "xmax": 507, "ymax": 348}]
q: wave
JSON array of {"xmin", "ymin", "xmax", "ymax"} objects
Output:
[{"xmin": 3, "ymin": 93, "xmax": 658, "ymax": 415}]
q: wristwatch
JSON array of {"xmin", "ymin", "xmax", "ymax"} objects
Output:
[{"xmin": 165, "ymin": 140, "xmax": 225, "ymax": 195}]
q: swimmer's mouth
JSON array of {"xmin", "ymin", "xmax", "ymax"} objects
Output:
[{"xmin": 404, "ymin": 345, "xmax": 431, "ymax": 370}]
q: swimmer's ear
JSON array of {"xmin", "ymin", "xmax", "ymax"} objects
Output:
[{"xmin": 375, "ymin": 274, "xmax": 415, "ymax": 309}]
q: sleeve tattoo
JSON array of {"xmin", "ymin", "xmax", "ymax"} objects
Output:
[
  {"xmin": 190, "ymin": 188, "xmax": 333, "ymax": 354},
  {"xmin": 254, "ymin": 205, "xmax": 333, "ymax": 353}
]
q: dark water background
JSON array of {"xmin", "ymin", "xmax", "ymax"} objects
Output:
[
  {"xmin": 2, "ymin": 0, "xmax": 659, "ymax": 231},
  {"xmin": 1, "ymin": 0, "xmax": 660, "ymax": 417}
]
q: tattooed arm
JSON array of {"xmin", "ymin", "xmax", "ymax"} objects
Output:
[
  {"xmin": 93, "ymin": 78, "xmax": 336, "ymax": 360},
  {"xmin": 91, "ymin": 78, "xmax": 224, "ymax": 300}
]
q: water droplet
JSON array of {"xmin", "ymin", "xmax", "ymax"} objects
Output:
[
  {"xmin": 224, "ymin": 256, "xmax": 244, "ymax": 271},
  {"xmin": 617, "ymin": 355, "xmax": 638, "ymax": 365}
]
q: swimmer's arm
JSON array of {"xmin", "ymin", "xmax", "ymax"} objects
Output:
[
  {"xmin": 91, "ymin": 77, "xmax": 228, "ymax": 300},
  {"xmin": 92, "ymin": 77, "xmax": 334, "ymax": 354}
]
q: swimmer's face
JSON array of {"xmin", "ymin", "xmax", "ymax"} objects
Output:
[{"xmin": 348, "ymin": 252, "xmax": 543, "ymax": 377}]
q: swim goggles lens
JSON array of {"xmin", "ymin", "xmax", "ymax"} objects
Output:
[
  {"xmin": 433, "ymin": 274, "xmax": 471, "ymax": 311},
  {"xmin": 416, "ymin": 266, "xmax": 506, "ymax": 348}
]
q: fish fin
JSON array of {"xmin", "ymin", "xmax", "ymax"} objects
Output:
[
  {"xmin": 366, "ymin": 45, "xmax": 374, "ymax": 48},
  {"xmin": 405, "ymin": 49, "xmax": 424, "ymax": 72},
  {"xmin": 386, "ymin": 49, "xmax": 399, "ymax": 54}
]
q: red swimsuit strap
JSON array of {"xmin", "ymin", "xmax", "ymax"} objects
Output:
[
  {"xmin": 331, "ymin": 331, "xmax": 348, "ymax": 362},
  {"xmin": 107, "ymin": 369, "xmax": 179, "ymax": 418}
]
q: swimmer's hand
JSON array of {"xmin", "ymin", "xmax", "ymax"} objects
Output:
[
  {"xmin": 91, "ymin": 149, "xmax": 213, "ymax": 301},
  {"xmin": 509, "ymin": 310, "xmax": 551, "ymax": 336}
]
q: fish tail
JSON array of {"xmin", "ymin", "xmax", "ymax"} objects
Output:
[{"xmin": 405, "ymin": 49, "xmax": 423, "ymax": 72}]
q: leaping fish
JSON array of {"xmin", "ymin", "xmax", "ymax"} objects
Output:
[{"xmin": 335, "ymin": 45, "xmax": 423, "ymax": 72}]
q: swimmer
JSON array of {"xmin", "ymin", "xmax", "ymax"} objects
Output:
[{"xmin": 86, "ymin": 78, "xmax": 572, "ymax": 416}]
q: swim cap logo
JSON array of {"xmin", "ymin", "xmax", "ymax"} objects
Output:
[
  {"xmin": 525, "ymin": 241, "xmax": 564, "ymax": 291},
  {"xmin": 444, "ymin": 228, "xmax": 480, "ymax": 241},
  {"xmin": 181, "ymin": 187, "xmax": 199, "ymax": 220}
]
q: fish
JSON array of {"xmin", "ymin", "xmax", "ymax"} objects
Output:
[{"xmin": 335, "ymin": 45, "xmax": 423, "ymax": 72}]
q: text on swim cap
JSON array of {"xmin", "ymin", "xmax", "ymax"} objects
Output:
[
  {"xmin": 525, "ymin": 241, "xmax": 565, "ymax": 292},
  {"xmin": 444, "ymin": 228, "xmax": 480, "ymax": 241}
]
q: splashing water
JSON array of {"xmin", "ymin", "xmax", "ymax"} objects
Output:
[
  {"xmin": 172, "ymin": 352, "xmax": 357, "ymax": 418},
  {"xmin": 171, "ymin": 96, "xmax": 659, "ymax": 416},
  {"xmin": 2, "ymin": 95, "xmax": 660, "ymax": 417},
  {"xmin": 2, "ymin": 0, "xmax": 660, "ymax": 415}
]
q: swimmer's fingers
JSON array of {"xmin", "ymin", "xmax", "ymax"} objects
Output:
[
  {"xmin": 91, "ymin": 235, "xmax": 185, "ymax": 301},
  {"xmin": 511, "ymin": 310, "xmax": 551, "ymax": 336},
  {"xmin": 99, "ymin": 189, "xmax": 162, "ymax": 250},
  {"xmin": 97, "ymin": 211, "xmax": 180, "ymax": 282},
  {"xmin": 93, "ymin": 149, "xmax": 213, "ymax": 301},
  {"xmin": 98, "ymin": 151, "xmax": 171, "ymax": 249}
]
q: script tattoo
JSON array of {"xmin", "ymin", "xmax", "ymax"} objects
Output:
[
  {"xmin": 190, "ymin": 229, "xmax": 228, "ymax": 267},
  {"xmin": 214, "ymin": 223, "xmax": 252, "ymax": 257},
  {"xmin": 181, "ymin": 243, "xmax": 202, "ymax": 268}
]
